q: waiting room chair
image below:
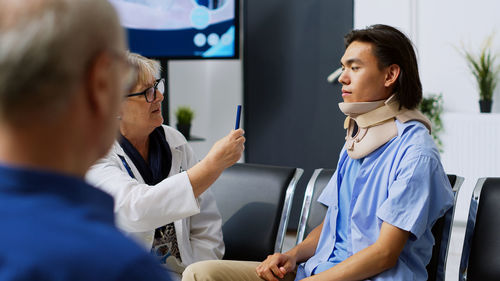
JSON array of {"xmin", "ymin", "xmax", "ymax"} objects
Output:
[
  {"xmin": 460, "ymin": 177, "xmax": 500, "ymax": 281},
  {"xmin": 295, "ymin": 169, "xmax": 462, "ymax": 281},
  {"xmin": 426, "ymin": 174, "xmax": 464, "ymax": 281},
  {"xmin": 295, "ymin": 168, "xmax": 335, "ymax": 244},
  {"xmin": 210, "ymin": 163, "xmax": 303, "ymax": 261}
]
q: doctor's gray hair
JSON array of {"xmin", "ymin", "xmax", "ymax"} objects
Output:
[
  {"xmin": 0, "ymin": 0, "xmax": 123, "ymax": 124},
  {"xmin": 126, "ymin": 52, "xmax": 161, "ymax": 91}
]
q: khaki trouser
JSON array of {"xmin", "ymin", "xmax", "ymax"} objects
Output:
[{"xmin": 182, "ymin": 260, "xmax": 296, "ymax": 281}]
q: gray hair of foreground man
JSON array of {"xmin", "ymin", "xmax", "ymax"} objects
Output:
[{"xmin": 0, "ymin": 0, "xmax": 122, "ymax": 124}]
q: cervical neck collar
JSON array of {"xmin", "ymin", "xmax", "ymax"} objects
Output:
[{"xmin": 338, "ymin": 95, "xmax": 432, "ymax": 159}]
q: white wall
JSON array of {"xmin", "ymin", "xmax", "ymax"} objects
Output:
[
  {"xmin": 419, "ymin": 0, "xmax": 500, "ymax": 113},
  {"xmin": 168, "ymin": 60, "xmax": 243, "ymax": 160},
  {"xmin": 355, "ymin": 0, "xmax": 500, "ymax": 113},
  {"xmin": 355, "ymin": 0, "xmax": 416, "ymax": 41}
]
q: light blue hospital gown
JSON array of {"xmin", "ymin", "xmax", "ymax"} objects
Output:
[{"xmin": 295, "ymin": 120, "xmax": 454, "ymax": 281}]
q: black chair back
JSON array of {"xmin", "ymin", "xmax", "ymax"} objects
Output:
[
  {"xmin": 461, "ymin": 177, "xmax": 500, "ymax": 281},
  {"xmin": 211, "ymin": 163, "xmax": 303, "ymax": 261},
  {"xmin": 426, "ymin": 174, "xmax": 463, "ymax": 281}
]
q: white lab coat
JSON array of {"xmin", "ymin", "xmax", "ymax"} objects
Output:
[{"xmin": 86, "ymin": 125, "xmax": 224, "ymax": 277}]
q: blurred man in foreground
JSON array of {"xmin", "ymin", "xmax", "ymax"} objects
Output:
[{"xmin": 0, "ymin": 0, "xmax": 172, "ymax": 279}]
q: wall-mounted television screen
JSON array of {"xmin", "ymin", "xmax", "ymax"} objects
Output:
[{"xmin": 110, "ymin": 0, "xmax": 239, "ymax": 59}]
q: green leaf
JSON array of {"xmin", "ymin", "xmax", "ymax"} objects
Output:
[
  {"xmin": 460, "ymin": 34, "xmax": 499, "ymax": 101},
  {"xmin": 420, "ymin": 93, "xmax": 444, "ymax": 152},
  {"xmin": 175, "ymin": 106, "xmax": 195, "ymax": 125}
]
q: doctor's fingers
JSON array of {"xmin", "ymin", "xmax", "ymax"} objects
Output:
[
  {"xmin": 226, "ymin": 134, "xmax": 245, "ymax": 150},
  {"xmin": 229, "ymin": 128, "xmax": 245, "ymax": 139},
  {"xmin": 235, "ymin": 135, "xmax": 246, "ymax": 145}
]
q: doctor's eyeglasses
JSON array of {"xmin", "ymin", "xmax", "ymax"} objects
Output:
[{"xmin": 126, "ymin": 78, "xmax": 165, "ymax": 103}]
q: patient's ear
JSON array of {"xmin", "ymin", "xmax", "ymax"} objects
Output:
[{"xmin": 384, "ymin": 64, "xmax": 400, "ymax": 88}]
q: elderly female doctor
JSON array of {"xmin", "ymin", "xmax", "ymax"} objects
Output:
[{"xmin": 86, "ymin": 53, "xmax": 245, "ymax": 280}]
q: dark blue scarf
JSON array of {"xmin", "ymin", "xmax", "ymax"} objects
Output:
[{"xmin": 118, "ymin": 127, "xmax": 172, "ymax": 185}]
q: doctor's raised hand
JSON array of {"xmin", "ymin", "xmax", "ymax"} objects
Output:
[
  {"xmin": 86, "ymin": 52, "xmax": 244, "ymax": 280},
  {"xmin": 207, "ymin": 129, "xmax": 246, "ymax": 170},
  {"xmin": 188, "ymin": 128, "xmax": 245, "ymax": 196}
]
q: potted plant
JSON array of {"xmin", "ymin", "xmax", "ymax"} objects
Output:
[
  {"xmin": 175, "ymin": 106, "xmax": 194, "ymax": 140},
  {"xmin": 460, "ymin": 35, "xmax": 500, "ymax": 113},
  {"xmin": 420, "ymin": 93, "xmax": 444, "ymax": 152}
]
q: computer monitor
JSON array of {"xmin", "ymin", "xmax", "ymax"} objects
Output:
[{"xmin": 110, "ymin": 0, "xmax": 239, "ymax": 59}]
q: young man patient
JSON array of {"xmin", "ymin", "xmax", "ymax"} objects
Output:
[{"xmin": 181, "ymin": 24, "xmax": 454, "ymax": 281}]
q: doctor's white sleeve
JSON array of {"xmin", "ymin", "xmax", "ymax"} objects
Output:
[{"xmin": 86, "ymin": 156, "xmax": 200, "ymax": 233}]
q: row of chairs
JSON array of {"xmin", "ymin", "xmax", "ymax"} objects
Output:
[{"xmin": 209, "ymin": 163, "xmax": 499, "ymax": 281}]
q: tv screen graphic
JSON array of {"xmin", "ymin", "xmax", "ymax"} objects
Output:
[{"xmin": 110, "ymin": 0, "xmax": 239, "ymax": 59}]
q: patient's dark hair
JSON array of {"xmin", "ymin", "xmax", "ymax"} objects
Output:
[{"xmin": 344, "ymin": 24, "xmax": 422, "ymax": 109}]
